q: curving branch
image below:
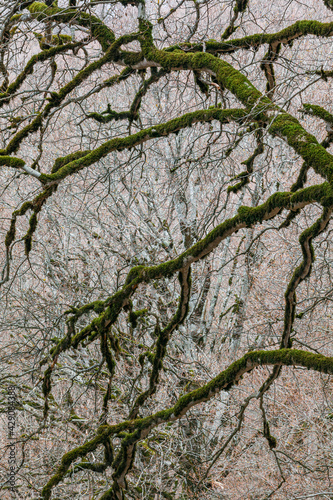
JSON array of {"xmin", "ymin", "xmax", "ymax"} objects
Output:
[{"xmin": 40, "ymin": 348, "xmax": 333, "ymax": 499}]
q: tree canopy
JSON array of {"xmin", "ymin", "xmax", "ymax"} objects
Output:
[{"xmin": 1, "ymin": 0, "xmax": 333, "ymax": 498}]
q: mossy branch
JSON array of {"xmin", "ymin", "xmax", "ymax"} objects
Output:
[
  {"xmin": 41, "ymin": 348, "xmax": 333, "ymax": 499},
  {"xmin": 281, "ymin": 207, "xmax": 332, "ymax": 349},
  {"xmin": 260, "ymin": 42, "xmax": 281, "ymax": 97},
  {"xmin": 0, "ymin": 40, "xmax": 84, "ymax": 108},
  {"xmin": 302, "ymin": 103, "xmax": 333, "ymax": 128},
  {"xmin": 27, "ymin": 2, "xmax": 115, "ymax": 51},
  {"xmin": 39, "ymin": 108, "xmax": 248, "ymax": 183},
  {"xmin": 166, "ymin": 20, "xmax": 333, "ymax": 56},
  {"xmin": 228, "ymin": 128, "xmax": 264, "ymax": 193},
  {"xmin": 280, "ymin": 116, "xmax": 333, "ymax": 228}
]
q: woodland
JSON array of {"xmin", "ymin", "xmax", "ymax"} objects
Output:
[{"xmin": 1, "ymin": 0, "xmax": 333, "ymax": 498}]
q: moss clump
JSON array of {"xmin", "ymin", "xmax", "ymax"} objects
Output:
[
  {"xmin": 34, "ymin": 32, "xmax": 72, "ymax": 49},
  {"xmin": 269, "ymin": 113, "xmax": 333, "ymax": 182},
  {"xmin": 0, "ymin": 155, "xmax": 25, "ymax": 169},
  {"xmin": 87, "ymin": 108, "xmax": 132, "ymax": 124},
  {"xmin": 302, "ymin": 103, "xmax": 333, "ymax": 126},
  {"xmin": 234, "ymin": 0, "xmax": 249, "ymax": 13},
  {"xmin": 28, "ymin": 3, "xmax": 115, "ymax": 51},
  {"xmin": 128, "ymin": 309, "xmax": 148, "ymax": 328},
  {"xmin": 51, "ymin": 150, "xmax": 90, "ymax": 173}
]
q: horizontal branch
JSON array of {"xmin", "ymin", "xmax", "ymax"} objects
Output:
[
  {"xmin": 39, "ymin": 107, "xmax": 248, "ymax": 183},
  {"xmin": 166, "ymin": 20, "xmax": 333, "ymax": 55}
]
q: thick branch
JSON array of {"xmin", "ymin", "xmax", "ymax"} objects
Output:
[{"xmin": 41, "ymin": 348, "xmax": 333, "ymax": 499}]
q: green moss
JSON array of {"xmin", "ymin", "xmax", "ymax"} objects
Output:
[
  {"xmin": 34, "ymin": 32, "xmax": 72, "ymax": 49},
  {"xmin": 302, "ymin": 103, "xmax": 333, "ymax": 125},
  {"xmin": 51, "ymin": 150, "xmax": 90, "ymax": 173},
  {"xmin": 234, "ymin": 0, "xmax": 249, "ymax": 13},
  {"xmin": 172, "ymin": 20, "xmax": 333, "ymax": 55},
  {"xmin": 29, "ymin": 1, "xmax": 49, "ymax": 13},
  {"xmin": 128, "ymin": 308, "xmax": 148, "ymax": 328},
  {"xmin": 3, "ymin": 114, "xmax": 43, "ymax": 155},
  {"xmin": 28, "ymin": 3, "xmax": 115, "ymax": 51},
  {"xmin": 0, "ymin": 156, "xmax": 25, "ymax": 169},
  {"xmin": 87, "ymin": 108, "xmax": 132, "ymax": 124},
  {"xmin": 269, "ymin": 113, "xmax": 333, "ymax": 182}
]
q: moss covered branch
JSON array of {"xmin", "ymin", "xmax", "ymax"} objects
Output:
[
  {"xmin": 281, "ymin": 207, "xmax": 332, "ymax": 349},
  {"xmin": 128, "ymin": 268, "xmax": 191, "ymax": 419},
  {"xmin": 166, "ymin": 20, "xmax": 333, "ymax": 56},
  {"xmin": 26, "ymin": 2, "xmax": 115, "ymax": 51},
  {"xmin": 41, "ymin": 348, "xmax": 333, "ymax": 499},
  {"xmin": 39, "ymin": 107, "xmax": 248, "ymax": 183},
  {"xmin": 0, "ymin": 40, "xmax": 85, "ymax": 108}
]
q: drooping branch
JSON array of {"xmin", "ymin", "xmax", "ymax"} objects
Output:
[
  {"xmin": 281, "ymin": 207, "xmax": 332, "ymax": 349},
  {"xmin": 260, "ymin": 42, "xmax": 281, "ymax": 98},
  {"xmin": 128, "ymin": 267, "xmax": 191, "ymax": 419},
  {"xmin": 2, "ymin": 184, "xmax": 57, "ymax": 288}
]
